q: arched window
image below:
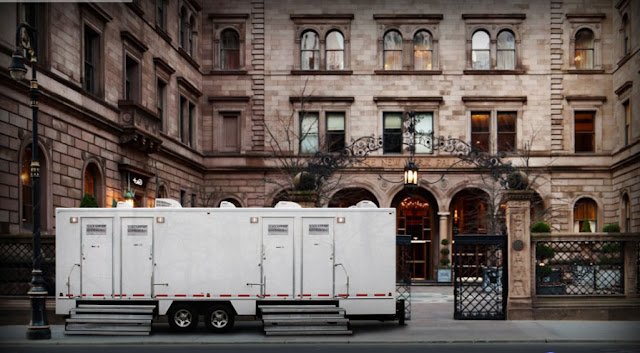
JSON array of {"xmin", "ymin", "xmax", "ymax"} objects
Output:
[
  {"xmin": 413, "ymin": 30, "xmax": 432, "ymax": 70},
  {"xmin": 622, "ymin": 14, "xmax": 630, "ymax": 55},
  {"xmin": 189, "ymin": 16, "xmax": 195, "ymax": 56},
  {"xmin": 497, "ymin": 30, "xmax": 515, "ymax": 70},
  {"xmin": 472, "ymin": 30, "xmax": 490, "ymax": 69},
  {"xmin": 383, "ymin": 30, "xmax": 402, "ymax": 70},
  {"xmin": 623, "ymin": 194, "xmax": 631, "ymax": 232},
  {"xmin": 574, "ymin": 198, "xmax": 597, "ymax": 232},
  {"xmin": 575, "ymin": 28, "xmax": 594, "ymax": 69},
  {"xmin": 20, "ymin": 143, "xmax": 47, "ymax": 228},
  {"xmin": 157, "ymin": 184, "xmax": 168, "ymax": 199},
  {"xmin": 325, "ymin": 30, "xmax": 344, "ymax": 70},
  {"xmin": 179, "ymin": 7, "xmax": 187, "ymax": 49},
  {"xmin": 83, "ymin": 162, "xmax": 103, "ymax": 206},
  {"xmin": 220, "ymin": 29, "xmax": 240, "ymax": 70},
  {"xmin": 300, "ymin": 30, "xmax": 319, "ymax": 70}
]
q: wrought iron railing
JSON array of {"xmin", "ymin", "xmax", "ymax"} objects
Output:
[
  {"xmin": 0, "ymin": 235, "xmax": 55, "ymax": 296},
  {"xmin": 534, "ymin": 239, "xmax": 624, "ymax": 295}
]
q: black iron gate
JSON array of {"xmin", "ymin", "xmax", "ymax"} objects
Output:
[{"xmin": 453, "ymin": 234, "xmax": 507, "ymax": 320}]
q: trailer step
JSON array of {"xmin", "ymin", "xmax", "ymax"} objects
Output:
[
  {"xmin": 260, "ymin": 305, "xmax": 352, "ymax": 336},
  {"xmin": 260, "ymin": 307, "xmax": 345, "ymax": 314},
  {"xmin": 262, "ymin": 314, "xmax": 345, "ymax": 320},
  {"xmin": 65, "ymin": 304, "xmax": 155, "ymax": 336}
]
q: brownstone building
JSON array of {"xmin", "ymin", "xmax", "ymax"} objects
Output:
[{"xmin": 1, "ymin": 0, "xmax": 638, "ymax": 282}]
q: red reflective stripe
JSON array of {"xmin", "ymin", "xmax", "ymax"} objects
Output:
[
  {"xmin": 374, "ymin": 294, "xmax": 386, "ymax": 297},
  {"xmin": 193, "ymin": 294, "xmax": 204, "ymax": 297},
  {"xmin": 82, "ymin": 294, "xmax": 86, "ymax": 297},
  {"xmin": 318, "ymin": 294, "xmax": 330, "ymax": 297},
  {"xmin": 277, "ymin": 294, "xmax": 289, "ymax": 297},
  {"xmin": 114, "ymin": 294, "xmax": 126, "ymax": 297},
  {"xmin": 338, "ymin": 294, "xmax": 349, "ymax": 297},
  {"xmin": 238, "ymin": 294, "xmax": 250, "ymax": 297},
  {"xmin": 356, "ymin": 294, "xmax": 368, "ymax": 297},
  {"xmin": 264, "ymin": 294, "xmax": 271, "ymax": 297},
  {"xmin": 66, "ymin": 294, "xmax": 74, "ymax": 297},
  {"xmin": 93, "ymin": 294, "xmax": 105, "ymax": 297},
  {"xmin": 133, "ymin": 294, "xmax": 145, "ymax": 297},
  {"xmin": 175, "ymin": 294, "xmax": 187, "ymax": 297},
  {"xmin": 156, "ymin": 294, "xmax": 168, "ymax": 297},
  {"xmin": 302, "ymin": 294, "xmax": 311, "ymax": 297},
  {"xmin": 220, "ymin": 294, "xmax": 232, "ymax": 297}
]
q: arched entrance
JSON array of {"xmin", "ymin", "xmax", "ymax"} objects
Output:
[
  {"xmin": 328, "ymin": 187, "xmax": 379, "ymax": 208},
  {"xmin": 450, "ymin": 188, "xmax": 492, "ymax": 235},
  {"xmin": 391, "ymin": 188, "xmax": 439, "ymax": 281}
]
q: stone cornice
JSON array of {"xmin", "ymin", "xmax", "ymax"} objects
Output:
[
  {"xmin": 289, "ymin": 96, "xmax": 355, "ymax": 103},
  {"xmin": 153, "ymin": 57, "xmax": 176, "ymax": 75},
  {"xmin": 121, "ymin": 31, "xmax": 148, "ymax": 53},
  {"xmin": 208, "ymin": 96, "xmax": 251, "ymax": 102},
  {"xmin": 373, "ymin": 96, "xmax": 443, "ymax": 103},
  {"xmin": 373, "ymin": 14, "xmax": 443, "ymax": 21},
  {"xmin": 80, "ymin": 3, "xmax": 113, "ymax": 23},
  {"xmin": 462, "ymin": 96, "xmax": 527, "ymax": 103},
  {"xmin": 291, "ymin": 14, "xmax": 354, "ymax": 22},
  {"xmin": 462, "ymin": 14, "xmax": 526, "ymax": 20},
  {"xmin": 177, "ymin": 77, "xmax": 202, "ymax": 98},
  {"xmin": 565, "ymin": 95, "xmax": 607, "ymax": 102},
  {"xmin": 208, "ymin": 13, "xmax": 250, "ymax": 20},
  {"xmin": 566, "ymin": 13, "xmax": 606, "ymax": 20},
  {"xmin": 615, "ymin": 81, "xmax": 632, "ymax": 96}
]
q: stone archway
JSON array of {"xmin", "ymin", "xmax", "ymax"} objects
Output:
[
  {"xmin": 328, "ymin": 187, "xmax": 379, "ymax": 208},
  {"xmin": 450, "ymin": 188, "xmax": 492, "ymax": 235},
  {"xmin": 391, "ymin": 188, "xmax": 439, "ymax": 281}
]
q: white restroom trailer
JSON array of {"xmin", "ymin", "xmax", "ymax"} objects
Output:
[{"xmin": 55, "ymin": 200, "xmax": 401, "ymax": 333}]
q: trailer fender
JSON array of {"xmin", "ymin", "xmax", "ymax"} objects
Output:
[
  {"xmin": 157, "ymin": 300, "xmax": 172, "ymax": 316},
  {"xmin": 230, "ymin": 300, "xmax": 256, "ymax": 316}
]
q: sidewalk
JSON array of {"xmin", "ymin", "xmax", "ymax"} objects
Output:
[{"xmin": 1, "ymin": 286, "xmax": 639, "ymax": 345}]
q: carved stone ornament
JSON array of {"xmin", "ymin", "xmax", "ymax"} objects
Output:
[{"xmin": 512, "ymin": 239, "xmax": 524, "ymax": 251}]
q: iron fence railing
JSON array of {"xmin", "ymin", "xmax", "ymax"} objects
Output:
[
  {"xmin": 535, "ymin": 240, "xmax": 624, "ymax": 295},
  {"xmin": 0, "ymin": 236, "xmax": 55, "ymax": 296}
]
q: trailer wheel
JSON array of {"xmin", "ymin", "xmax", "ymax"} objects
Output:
[
  {"xmin": 205, "ymin": 304, "xmax": 234, "ymax": 333},
  {"xmin": 168, "ymin": 304, "xmax": 199, "ymax": 332}
]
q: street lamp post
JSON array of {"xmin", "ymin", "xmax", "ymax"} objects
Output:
[{"xmin": 8, "ymin": 23, "xmax": 51, "ymax": 340}]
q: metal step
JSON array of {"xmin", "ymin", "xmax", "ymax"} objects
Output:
[
  {"xmin": 71, "ymin": 307, "xmax": 154, "ymax": 314},
  {"xmin": 265, "ymin": 330, "xmax": 353, "ymax": 336},
  {"xmin": 66, "ymin": 323, "xmax": 151, "ymax": 332},
  {"xmin": 260, "ymin": 307, "xmax": 345, "ymax": 314},
  {"xmin": 66, "ymin": 318, "xmax": 152, "ymax": 324},
  {"xmin": 261, "ymin": 305, "xmax": 351, "ymax": 336},
  {"xmin": 70, "ymin": 314, "xmax": 153, "ymax": 320},
  {"xmin": 77, "ymin": 305, "xmax": 156, "ymax": 310},
  {"xmin": 262, "ymin": 314, "xmax": 345, "ymax": 320},
  {"xmin": 264, "ymin": 317, "xmax": 348, "ymax": 325},
  {"xmin": 264, "ymin": 325, "xmax": 352, "ymax": 335}
]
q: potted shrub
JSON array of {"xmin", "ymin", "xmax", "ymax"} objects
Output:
[
  {"xmin": 80, "ymin": 193, "xmax": 98, "ymax": 208},
  {"xmin": 603, "ymin": 223, "xmax": 621, "ymax": 233},
  {"xmin": 437, "ymin": 238, "xmax": 452, "ymax": 283},
  {"xmin": 596, "ymin": 242, "xmax": 622, "ymax": 290},
  {"xmin": 532, "ymin": 222, "xmax": 565, "ymax": 294}
]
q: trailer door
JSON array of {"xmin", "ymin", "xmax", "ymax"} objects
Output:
[
  {"xmin": 120, "ymin": 217, "xmax": 153, "ymax": 298},
  {"xmin": 81, "ymin": 218, "xmax": 113, "ymax": 298},
  {"xmin": 262, "ymin": 218, "xmax": 294, "ymax": 298},
  {"xmin": 302, "ymin": 218, "xmax": 334, "ymax": 298}
]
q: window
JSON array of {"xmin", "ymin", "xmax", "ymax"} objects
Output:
[
  {"xmin": 300, "ymin": 112, "xmax": 319, "ymax": 154},
  {"xmin": 301, "ymin": 31, "xmax": 320, "ymax": 70},
  {"xmin": 157, "ymin": 185, "xmax": 168, "ymax": 199},
  {"xmin": 383, "ymin": 30, "xmax": 403, "ymax": 70},
  {"xmin": 624, "ymin": 100, "xmax": 630, "ymax": 146},
  {"xmin": 191, "ymin": 193, "xmax": 197, "ymax": 207},
  {"xmin": 188, "ymin": 102, "xmax": 195, "ymax": 147},
  {"xmin": 413, "ymin": 112, "xmax": 433, "ymax": 154},
  {"xmin": 157, "ymin": 79, "xmax": 166, "ymax": 132},
  {"xmin": 179, "ymin": 96, "xmax": 186, "ymax": 144},
  {"xmin": 179, "ymin": 7, "xmax": 187, "ymax": 49},
  {"xmin": 83, "ymin": 25, "xmax": 100, "ymax": 94},
  {"xmin": 156, "ymin": 0, "xmax": 166, "ymax": 30},
  {"xmin": 575, "ymin": 111, "xmax": 595, "ymax": 152},
  {"xmin": 622, "ymin": 13, "xmax": 630, "ymax": 56},
  {"xmin": 471, "ymin": 112, "xmax": 490, "ymax": 152},
  {"xmin": 497, "ymin": 30, "xmax": 515, "ymax": 70},
  {"xmin": 574, "ymin": 198, "xmax": 597, "ymax": 232},
  {"xmin": 222, "ymin": 114, "xmax": 239, "ymax": 152},
  {"xmin": 471, "ymin": 30, "xmax": 490, "ymax": 70},
  {"xmin": 575, "ymin": 29, "xmax": 594, "ymax": 69},
  {"xmin": 220, "ymin": 29, "xmax": 240, "ymax": 70},
  {"xmin": 124, "ymin": 56, "xmax": 140, "ymax": 102},
  {"xmin": 189, "ymin": 16, "xmax": 195, "ymax": 56},
  {"xmin": 325, "ymin": 31, "xmax": 344, "ymax": 70},
  {"xmin": 326, "ymin": 112, "xmax": 345, "ymax": 152},
  {"xmin": 413, "ymin": 31, "xmax": 433, "ymax": 70},
  {"xmin": 180, "ymin": 190, "xmax": 186, "ymax": 206},
  {"xmin": 383, "ymin": 112, "xmax": 403, "ymax": 153},
  {"xmin": 623, "ymin": 194, "xmax": 631, "ymax": 232},
  {"xmin": 84, "ymin": 162, "xmax": 103, "ymax": 206},
  {"xmin": 497, "ymin": 112, "xmax": 516, "ymax": 152}
]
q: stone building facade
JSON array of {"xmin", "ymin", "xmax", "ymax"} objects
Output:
[{"xmin": 0, "ymin": 0, "xmax": 638, "ymax": 281}]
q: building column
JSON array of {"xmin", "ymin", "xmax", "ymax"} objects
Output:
[
  {"xmin": 505, "ymin": 190, "xmax": 534, "ymax": 320},
  {"xmin": 437, "ymin": 211, "xmax": 450, "ymax": 246}
]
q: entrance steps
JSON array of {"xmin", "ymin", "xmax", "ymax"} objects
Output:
[
  {"xmin": 64, "ymin": 304, "xmax": 155, "ymax": 335},
  {"xmin": 259, "ymin": 304, "xmax": 352, "ymax": 336}
]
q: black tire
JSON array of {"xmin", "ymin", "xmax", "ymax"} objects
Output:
[
  {"xmin": 167, "ymin": 304, "xmax": 199, "ymax": 332},
  {"xmin": 204, "ymin": 304, "xmax": 235, "ymax": 333}
]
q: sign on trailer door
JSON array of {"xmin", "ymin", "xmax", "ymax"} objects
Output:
[
  {"xmin": 302, "ymin": 218, "xmax": 334, "ymax": 298},
  {"xmin": 121, "ymin": 218, "xmax": 153, "ymax": 299},
  {"xmin": 81, "ymin": 218, "xmax": 113, "ymax": 298},
  {"xmin": 262, "ymin": 218, "xmax": 294, "ymax": 298}
]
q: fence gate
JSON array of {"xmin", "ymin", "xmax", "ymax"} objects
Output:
[{"xmin": 453, "ymin": 234, "xmax": 507, "ymax": 320}]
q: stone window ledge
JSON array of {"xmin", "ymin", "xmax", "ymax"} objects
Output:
[
  {"xmin": 374, "ymin": 70, "xmax": 443, "ymax": 75},
  {"xmin": 463, "ymin": 69, "xmax": 525, "ymax": 75},
  {"xmin": 291, "ymin": 70, "xmax": 353, "ymax": 75}
]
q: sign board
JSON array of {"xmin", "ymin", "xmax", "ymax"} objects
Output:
[
  {"xmin": 308, "ymin": 224, "xmax": 329, "ymax": 235},
  {"xmin": 127, "ymin": 224, "xmax": 149, "ymax": 236},
  {"xmin": 267, "ymin": 224, "xmax": 288, "ymax": 235},
  {"xmin": 86, "ymin": 224, "xmax": 107, "ymax": 236}
]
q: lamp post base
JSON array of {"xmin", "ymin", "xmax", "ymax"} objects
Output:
[
  {"xmin": 26, "ymin": 325, "xmax": 51, "ymax": 340},
  {"xmin": 26, "ymin": 270, "xmax": 51, "ymax": 340}
]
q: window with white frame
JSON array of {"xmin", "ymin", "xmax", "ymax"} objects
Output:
[
  {"xmin": 574, "ymin": 28, "xmax": 594, "ymax": 69},
  {"xmin": 220, "ymin": 29, "xmax": 240, "ymax": 70},
  {"xmin": 211, "ymin": 14, "xmax": 248, "ymax": 72},
  {"xmin": 463, "ymin": 14, "xmax": 524, "ymax": 72},
  {"xmin": 300, "ymin": 112, "xmax": 319, "ymax": 154},
  {"xmin": 463, "ymin": 97, "xmax": 523, "ymax": 154},
  {"xmin": 413, "ymin": 30, "xmax": 433, "ymax": 70},
  {"xmin": 291, "ymin": 14, "xmax": 353, "ymax": 73},
  {"xmin": 326, "ymin": 112, "xmax": 345, "ymax": 152},
  {"xmin": 382, "ymin": 111, "xmax": 434, "ymax": 154},
  {"xmin": 383, "ymin": 30, "xmax": 403, "ymax": 70},
  {"xmin": 566, "ymin": 13, "xmax": 604, "ymax": 71},
  {"xmin": 574, "ymin": 197, "xmax": 597, "ymax": 232}
]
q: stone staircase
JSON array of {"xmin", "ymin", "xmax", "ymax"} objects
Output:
[
  {"xmin": 64, "ymin": 304, "xmax": 155, "ymax": 335},
  {"xmin": 260, "ymin": 304, "xmax": 352, "ymax": 336}
]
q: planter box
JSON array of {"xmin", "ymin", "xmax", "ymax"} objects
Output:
[{"xmin": 437, "ymin": 268, "xmax": 451, "ymax": 282}]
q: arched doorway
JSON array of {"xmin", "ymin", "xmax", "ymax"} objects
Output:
[
  {"xmin": 391, "ymin": 188, "xmax": 439, "ymax": 281},
  {"xmin": 328, "ymin": 188, "xmax": 379, "ymax": 208},
  {"xmin": 450, "ymin": 188, "xmax": 492, "ymax": 235}
]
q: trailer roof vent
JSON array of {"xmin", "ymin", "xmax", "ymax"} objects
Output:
[
  {"xmin": 219, "ymin": 201, "xmax": 236, "ymax": 208},
  {"xmin": 155, "ymin": 198, "xmax": 182, "ymax": 208},
  {"xmin": 356, "ymin": 200, "xmax": 378, "ymax": 208},
  {"xmin": 274, "ymin": 201, "xmax": 302, "ymax": 209}
]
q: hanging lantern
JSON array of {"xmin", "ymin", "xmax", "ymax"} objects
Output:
[{"xmin": 404, "ymin": 160, "xmax": 419, "ymax": 189}]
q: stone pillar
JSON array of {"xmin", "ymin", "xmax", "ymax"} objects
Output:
[
  {"xmin": 438, "ymin": 211, "xmax": 450, "ymax": 248},
  {"xmin": 287, "ymin": 191, "xmax": 319, "ymax": 208},
  {"xmin": 505, "ymin": 190, "xmax": 534, "ymax": 320}
]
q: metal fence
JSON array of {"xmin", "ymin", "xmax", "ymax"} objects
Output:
[
  {"xmin": 0, "ymin": 236, "xmax": 55, "ymax": 296},
  {"xmin": 535, "ymin": 240, "xmax": 624, "ymax": 295}
]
